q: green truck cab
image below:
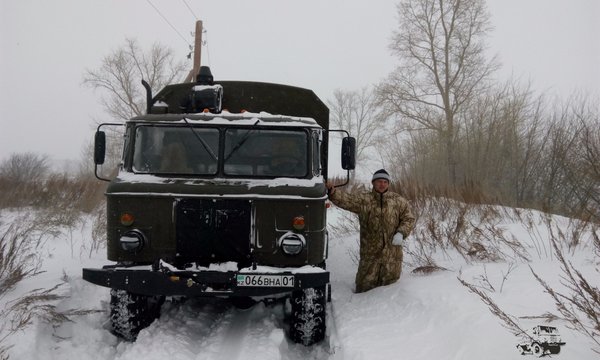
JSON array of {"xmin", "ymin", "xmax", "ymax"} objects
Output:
[{"xmin": 83, "ymin": 67, "xmax": 355, "ymax": 345}]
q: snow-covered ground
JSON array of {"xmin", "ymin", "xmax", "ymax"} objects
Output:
[{"xmin": 1, "ymin": 203, "xmax": 598, "ymax": 360}]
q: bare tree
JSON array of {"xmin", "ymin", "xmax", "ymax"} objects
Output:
[
  {"xmin": 328, "ymin": 87, "xmax": 386, "ymax": 165},
  {"xmin": 550, "ymin": 95, "xmax": 600, "ymax": 219},
  {"xmin": 82, "ymin": 39, "xmax": 187, "ymax": 175},
  {"xmin": 377, "ymin": 0, "xmax": 499, "ymax": 187},
  {"xmin": 459, "ymin": 81, "xmax": 546, "ymax": 204},
  {"xmin": 83, "ymin": 38, "xmax": 188, "ymax": 121},
  {"xmin": 0, "ymin": 153, "xmax": 49, "ymax": 183}
]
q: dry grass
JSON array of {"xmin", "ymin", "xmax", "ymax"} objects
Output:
[
  {"xmin": 459, "ymin": 216, "xmax": 600, "ymax": 354},
  {"xmin": 1, "ymin": 281, "xmax": 103, "ymax": 359},
  {"xmin": 530, "ymin": 235, "xmax": 600, "ymax": 353},
  {"xmin": 0, "ymin": 223, "xmax": 43, "ymax": 294},
  {"xmin": 411, "ymin": 265, "xmax": 448, "ymax": 275},
  {"xmin": 0, "ymin": 216, "xmax": 104, "ymax": 359},
  {"xmin": 402, "ymin": 196, "xmax": 532, "ymax": 270},
  {"xmin": 458, "ymin": 276, "xmax": 533, "ymax": 342},
  {"xmin": 0, "ymin": 174, "xmax": 106, "ymax": 214},
  {"xmin": 0, "ymin": 221, "xmax": 44, "ymax": 359}
]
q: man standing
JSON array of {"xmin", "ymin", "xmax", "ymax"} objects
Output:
[{"xmin": 327, "ymin": 169, "xmax": 415, "ymax": 293}]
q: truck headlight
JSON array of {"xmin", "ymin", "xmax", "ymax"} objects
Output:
[
  {"xmin": 278, "ymin": 232, "xmax": 306, "ymax": 255},
  {"xmin": 119, "ymin": 229, "xmax": 146, "ymax": 252}
]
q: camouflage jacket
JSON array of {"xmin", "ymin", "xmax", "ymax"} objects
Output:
[{"xmin": 330, "ymin": 187, "xmax": 415, "ymax": 260}]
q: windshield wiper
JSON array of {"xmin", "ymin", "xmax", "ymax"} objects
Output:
[
  {"xmin": 224, "ymin": 119, "xmax": 260, "ymax": 161},
  {"xmin": 182, "ymin": 117, "xmax": 217, "ymax": 160}
]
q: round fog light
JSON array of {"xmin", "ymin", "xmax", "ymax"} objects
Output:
[
  {"xmin": 119, "ymin": 229, "xmax": 145, "ymax": 252},
  {"xmin": 278, "ymin": 232, "xmax": 306, "ymax": 255}
]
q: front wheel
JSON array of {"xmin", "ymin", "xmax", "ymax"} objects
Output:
[
  {"xmin": 110, "ymin": 289, "xmax": 164, "ymax": 341},
  {"xmin": 531, "ymin": 342, "xmax": 544, "ymax": 357},
  {"xmin": 289, "ymin": 285, "xmax": 326, "ymax": 346}
]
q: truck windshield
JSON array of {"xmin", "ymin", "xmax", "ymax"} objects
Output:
[
  {"xmin": 224, "ymin": 129, "xmax": 307, "ymax": 177},
  {"xmin": 132, "ymin": 126, "xmax": 219, "ymax": 175}
]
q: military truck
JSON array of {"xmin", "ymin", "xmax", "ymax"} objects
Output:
[
  {"xmin": 83, "ymin": 67, "xmax": 355, "ymax": 346},
  {"xmin": 516, "ymin": 325, "xmax": 566, "ymax": 356}
]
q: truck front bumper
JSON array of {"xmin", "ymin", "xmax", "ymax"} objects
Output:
[{"xmin": 82, "ymin": 266, "xmax": 329, "ymax": 297}]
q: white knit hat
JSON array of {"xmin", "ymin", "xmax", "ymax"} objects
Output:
[{"xmin": 372, "ymin": 169, "xmax": 391, "ymax": 182}]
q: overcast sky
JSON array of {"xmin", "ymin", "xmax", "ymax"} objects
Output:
[{"xmin": 1, "ymin": 0, "xmax": 598, "ymax": 163}]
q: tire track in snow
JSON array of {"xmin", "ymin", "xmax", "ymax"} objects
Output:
[
  {"xmin": 195, "ymin": 306, "xmax": 251, "ymax": 360},
  {"xmin": 135, "ymin": 299, "xmax": 290, "ymax": 360},
  {"xmin": 114, "ymin": 298, "xmax": 232, "ymax": 359},
  {"xmin": 201, "ymin": 302, "xmax": 289, "ymax": 360}
]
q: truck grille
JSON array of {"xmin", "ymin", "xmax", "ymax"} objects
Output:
[{"xmin": 175, "ymin": 199, "xmax": 251, "ymax": 268}]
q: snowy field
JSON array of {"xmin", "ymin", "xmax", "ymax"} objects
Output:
[{"xmin": 1, "ymin": 202, "xmax": 598, "ymax": 360}]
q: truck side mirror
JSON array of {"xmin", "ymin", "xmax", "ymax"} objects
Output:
[
  {"xmin": 341, "ymin": 137, "xmax": 356, "ymax": 170},
  {"xmin": 94, "ymin": 131, "xmax": 106, "ymax": 165}
]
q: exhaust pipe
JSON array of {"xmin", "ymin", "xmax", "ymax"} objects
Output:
[{"xmin": 141, "ymin": 79, "xmax": 152, "ymax": 114}]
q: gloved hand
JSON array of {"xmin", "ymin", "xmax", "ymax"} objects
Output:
[{"xmin": 392, "ymin": 232, "xmax": 404, "ymax": 246}]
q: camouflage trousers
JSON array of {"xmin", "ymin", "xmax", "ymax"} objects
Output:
[{"xmin": 355, "ymin": 252, "xmax": 403, "ymax": 293}]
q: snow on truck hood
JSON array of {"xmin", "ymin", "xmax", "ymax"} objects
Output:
[
  {"xmin": 131, "ymin": 110, "xmax": 320, "ymax": 127},
  {"xmin": 115, "ymin": 172, "xmax": 325, "ymax": 188}
]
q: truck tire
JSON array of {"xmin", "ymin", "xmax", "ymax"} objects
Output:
[
  {"xmin": 289, "ymin": 285, "xmax": 326, "ymax": 346},
  {"xmin": 547, "ymin": 345, "xmax": 561, "ymax": 354},
  {"xmin": 110, "ymin": 289, "xmax": 164, "ymax": 341},
  {"xmin": 531, "ymin": 342, "xmax": 544, "ymax": 357}
]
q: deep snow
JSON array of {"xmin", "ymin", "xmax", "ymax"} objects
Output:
[{"xmin": 1, "ymin": 204, "xmax": 598, "ymax": 360}]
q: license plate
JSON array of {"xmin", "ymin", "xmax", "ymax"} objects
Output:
[{"xmin": 236, "ymin": 274, "xmax": 295, "ymax": 287}]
